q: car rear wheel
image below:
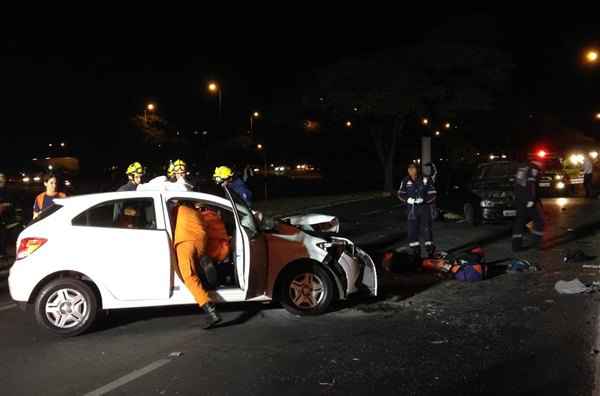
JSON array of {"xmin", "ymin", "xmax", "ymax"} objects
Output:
[
  {"xmin": 34, "ymin": 278, "xmax": 98, "ymax": 337},
  {"xmin": 279, "ymin": 263, "xmax": 335, "ymax": 316},
  {"xmin": 464, "ymin": 203, "xmax": 479, "ymax": 226}
]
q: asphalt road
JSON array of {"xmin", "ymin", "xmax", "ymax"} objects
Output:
[{"xmin": 1, "ymin": 196, "xmax": 600, "ymax": 395}]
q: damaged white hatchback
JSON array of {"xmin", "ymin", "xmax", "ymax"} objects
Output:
[{"xmin": 9, "ymin": 185, "xmax": 377, "ymax": 336}]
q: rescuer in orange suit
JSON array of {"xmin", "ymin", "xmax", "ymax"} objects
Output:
[
  {"xmin": 199, "ymin": 208, "xmax": 231, "ymax": 263},
  {"xmin": 173, "ymin": 203, "xmax": 222, "ymax": 328}
]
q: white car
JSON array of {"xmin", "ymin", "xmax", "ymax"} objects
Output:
[{"xmin": 9, "ymin": 186, "xmax": 377, "ymax": 336}]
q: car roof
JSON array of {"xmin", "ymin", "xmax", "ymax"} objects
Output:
[{"xmin": 53, "ymin": 190, "xmax": 231, "ymax": 210}]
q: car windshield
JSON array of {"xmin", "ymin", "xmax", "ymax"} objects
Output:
[{"xmin": 225, "ymin": 186, "xmax": 259, "ymax": 238}]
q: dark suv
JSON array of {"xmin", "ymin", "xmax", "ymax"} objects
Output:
[{"xmin": 438, "ymin": 161, "xmax": 517, "ymax": 225}]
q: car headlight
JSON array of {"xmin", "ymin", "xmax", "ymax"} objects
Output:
[
  {"xmin": 556, "ymin": 181, "xmax": 565, "ymax": 190},
  {"xmin": 480, "ymin": 200, "xmax": 495, "ymax": 208},
  {"xmin": 555, "ymin": 174, "xmax": 563, "ymax": 180}
]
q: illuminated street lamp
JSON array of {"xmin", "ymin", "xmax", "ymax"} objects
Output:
[
  {"xmin": 250, "ymin": 112, "xmax": 260, "ymax": 133},
  {"xmin": 144, "ymin": 103, "xmax": 156, "ymax": 123},
  {"xmin": 256, "ymin": 144, "xmax": 268, "ymax": 200},
  {"xmin": 208, "ymin": 81, "xmax": 222, "ymax": 120},
  {"xmin": 585, "ymin": 50, "xmax": 599, "ymax": 63}
]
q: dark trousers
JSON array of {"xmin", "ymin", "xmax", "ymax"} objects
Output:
[
  {"xmin": 407, "ymin": 204, "xmax": 433, "ymax": 248},
  {"xmin": 584, "ymin": 173, "xmax": 593, "ymax": 198},
  {"xmin": 0, "ymin": 212, "xmax": 8, "ymax": 256},
  {"xmin": 512, "ymin": 202, "xmax": 544, "ymax": 251},
  {"xmin": 0, "ymin": 224, "xmax": 6, "ymax": 255}
]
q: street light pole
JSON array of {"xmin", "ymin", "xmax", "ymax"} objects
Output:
[
  {"xmin": 217, "ymin": 88, "xmax": 222, "ymax": 121},
  {"xmin": 144, "ymin": 103, "xmax": 155, "ymax": 124},
  {"xmin": 257, "ymin": 144, "xmax": 268, "ymax": 200},
  {"xmin": 250, "ymin": 112, "xmax": 260, "ymax": 133},
  {"xmin": 208, "ymin": 82, "xmax": 222, "ymax": 131}
]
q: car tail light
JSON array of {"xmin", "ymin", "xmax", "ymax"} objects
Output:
[{"xmin": 16, "ymin": 238, "xmax": 48, "ymax": 260}]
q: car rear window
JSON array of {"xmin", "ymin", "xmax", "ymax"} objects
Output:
[{"xmin": 487, "ymin": 163, "xmax": 516, "ymax": 178}]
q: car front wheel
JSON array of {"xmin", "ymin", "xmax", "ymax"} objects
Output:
[
  {"xmin": 34, "ymin": 278, "xmax": 98, "ymax": 337},
  {"xmin": 279, "ymin": 263, "xmax": 335, "ymax": 316}
]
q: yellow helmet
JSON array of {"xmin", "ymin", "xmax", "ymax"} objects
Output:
[
  {"xmin": 126, "ymin": 162, "xmax": 144, "ymax": 176},
  {"xmin": 213, "ymin": 166, "xmax": 234, "ymax": 183},
  {"xmin": 168, "ymin": 159, "xmax": 187, "ymax": 177}
]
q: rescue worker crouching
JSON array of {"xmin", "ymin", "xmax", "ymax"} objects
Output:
[
  {"xmin": 173, "ymin": 202, "xmax": 222, "ymax": 329},
  {"xmin": 118, "ymin": 162, "xmax": 144, "ymax": 191},
  {"xmin": 397, "ymin": 163, "xmax": 437, "ymax": 258},
  {"xmin": 512, "ymin": 160, "xmax": 545, "ymax": 252}
]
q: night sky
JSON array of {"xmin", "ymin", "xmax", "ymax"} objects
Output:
[{"xmin": 2, "ymin": 10, "xmax": 599, "ymax": 172}]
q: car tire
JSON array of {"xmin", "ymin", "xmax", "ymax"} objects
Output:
[
  {"xmin": 464, "ymin": 203, "xmax": 479, "ymax": 226},
  {"xmin": 279, "ymin": 262, "xmax": 335, "ymax": 316},
  {"xmin": 34, "ymin": 278, "xmax": 98, "ymax": 337}
]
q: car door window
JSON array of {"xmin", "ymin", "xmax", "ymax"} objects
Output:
[
  {"xmin": 72, "ymin": 198, "xmax": 157, "ymax": 230},
  {"xmin": 225, "ymin": 187, "xmax": 259, "ymax": 238}
]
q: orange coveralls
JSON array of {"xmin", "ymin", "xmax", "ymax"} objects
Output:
[
  {"xmin": 199, "ymin": 209, "xmax": 231, "ymax": 263},
  {"xmin": 174, "ymin": 205, "xmax": 210, "ymax": 307}
]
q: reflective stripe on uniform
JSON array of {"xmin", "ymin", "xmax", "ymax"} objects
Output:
[
  {"xmin": 531, "ymin": 230, "xmax": 544, "ymax": 236},
  {"xmin": 428, "ymin": 190, "xmax": 437, "ymax": 194},
  {"xmin": 409, "ymin": 242, "xmax": 420, "ymax": 247},
  {"xmin": 424, "ymin": 241, "xmax": 433, "ymax": 246}
]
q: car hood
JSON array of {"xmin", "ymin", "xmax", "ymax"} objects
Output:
[{"xmin": 279, "ymin": 214, "xmax": 340, "ymax": 233}]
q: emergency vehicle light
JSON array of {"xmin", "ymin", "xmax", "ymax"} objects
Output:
[{"xmin": 537, "ymin": 150, "xmax": 547, "ymax": 159}]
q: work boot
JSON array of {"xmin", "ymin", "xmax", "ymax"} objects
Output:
[{"xmin": 202, "ymin": 303, "xmax": 222, "ymax": 329}]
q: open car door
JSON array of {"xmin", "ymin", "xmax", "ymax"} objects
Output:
[{"xmin": 223, "ymin": 187, "xmax": 269, "ymax": 300}]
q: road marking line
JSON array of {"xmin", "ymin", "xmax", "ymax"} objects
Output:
[
  {"xmin": 83, "ymin": 359, "xmax": 171, "ymax": 396},
  {"xmin": 0, "ymin": 303, "xmax": 16, "ymax": 312}
]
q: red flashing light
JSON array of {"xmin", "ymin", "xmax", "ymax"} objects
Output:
[{"xmin": 537, "ymin": 150, "xmax": 547, "ymax": 159}]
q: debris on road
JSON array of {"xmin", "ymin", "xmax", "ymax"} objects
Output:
[
  {"xmin": 442, "ymin": 212, "xmax": 464, "ymax": 221},
  {"xmin": 582, "ymin": 264, "xmax": 600, "ymax": 269},
  {"xmin": 319, "ymin": 379, "xmax": 336, "ymax": 386},
  {"xmin": 507, "ymin": 259, "xmax": 538, "ymax": 273},
  {"xmin": 168, "ymin": 352, "xmax": 184, "ymax": 358},
  {"xmin": 555, "ymin": 279, "xmax": 590, "ymax": 294},
  {"xmin": 430, "ymin": 340, "xmax": 448, "ymax": 345}
]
